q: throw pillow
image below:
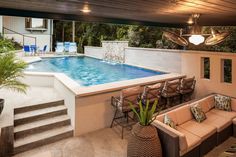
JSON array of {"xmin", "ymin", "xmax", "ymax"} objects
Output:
[
  {"xmin": 163, "ymin": 114, "xmax": 176, "ymax": 129},
  {"xmin": 190, "ymin": 105, "xmax": 206, "ymax": 123},
  {"xmin": 214, "ymin": 94, "xmax": 232, "ymax": 111}
]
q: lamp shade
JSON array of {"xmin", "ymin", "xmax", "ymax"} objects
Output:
[{"xmin": 189, "ymin": 35, "xmax": 205, "ymax": 45}]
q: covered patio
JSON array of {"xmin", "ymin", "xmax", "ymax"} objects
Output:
[{"xmin": 1, "ymin": 0, "xmax": 236, "ymax": 157}]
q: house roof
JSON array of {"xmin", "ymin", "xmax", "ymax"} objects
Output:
[{"xmin": 0, "ymin": 0, "xmax": 236, "ymax": 27}]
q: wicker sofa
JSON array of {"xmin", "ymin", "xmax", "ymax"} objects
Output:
[{"xmin": 153, "ymin": 93, "xmax": 236, "ymax": 157}]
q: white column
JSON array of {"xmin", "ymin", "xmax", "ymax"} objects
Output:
[
  {"xmin": 0, "ymin": 16, "xmax": 3, "ymax": 34},
  {"xmin": 72, "ymin": 21, "xmax": 75, "ymax": 42},
  {"xmin": 50, "ymin": 19, "xmax": 53, "ymax": 52}
]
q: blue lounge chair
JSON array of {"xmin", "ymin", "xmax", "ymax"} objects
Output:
[
  {"xmin": 39, "ymin": 45, "xmax": 47, "ymax": 55},
  {"xmin": 55, "ymin": 42, "xmax": 64, "ymax": 55},
  {"xmin": 64, "ymin": 42, "xmax": 70, "ymax": 52},
  {"xmin": 30, "ymin": 45, "xmax": 37, "ymax": 55},
  {"xmin": 23, "ymin": 45, "xmax": 31, "ymax": 55},
  {"xmin": 69, "ymin": 42, "xmax": 77, "ymax": 54}
]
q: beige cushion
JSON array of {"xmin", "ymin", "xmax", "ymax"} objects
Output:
[
  {"xmin": 156, "ymin": 110, "xmax": 178, "ymax": 125},
  {"xmin": 175, "ymin": 105, "xmax": 193, "ymax": 125},
  {"xmin": 179, "ymin": 120, "xmax": 216, "ymax": 141},
  {"xmin": 203, "ymin": 112, "xmax": 232, "ymax": 132},
  {"xmin": 190, "ymin": 95, "xmax": 215, "ymax": 113},
  {"xmin": 120, "ymin": 86, "xmax": 142, "ymax": 106},
  {"xmin": 231, "ymin": 98, "xmax": 236, "ymax": 112},
  {"xmin": 153, "ymin": 120, "xmax": 188, "ymax": 151},
  {"xmin": 232, "ymin": 118, "xmax": 236, "ymax": 125},
  {"xmin": 210, "ymin": 108, "xmax": 236, "ymax": 120},
  {"xmin": 177, "ymin": 126, "xmax": 201, "ymax": 156}
]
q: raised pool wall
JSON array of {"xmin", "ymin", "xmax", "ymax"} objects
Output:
[{"xmin": 85, "ymin": 41, "xmax": 236, "ymax": 99}]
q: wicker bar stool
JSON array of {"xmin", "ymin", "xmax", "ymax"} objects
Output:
[
  {"xmin": 141, "ymin": 82, "xmax": 165, "ymax": 110},
  {"xmin": 161, "ymin": 79, "xmax": 181, "ymax": 107},
  {"xmin": 180, "ymin": 76, "xmax": 196, "ymax": 102},
  {"xmin": 110, "ymin": 86, "xmax": 142, "ymax": 139}
]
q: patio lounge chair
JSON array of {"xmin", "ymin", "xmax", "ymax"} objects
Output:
[
  {"xmin": 110, "ymin": 86, "xmax": 142, "ymax": 139},
  {"xmin": 38, "ymin": 45, "xmax": 47, "ymax": 55},
  {"xmin": 68, "ymin": 42, "xmax": 77, "ymax": 54},
  {"xmin": 30, "ymin": 45, "xmax": 37, "ymax": 55},
  {"xmin": 64, "ymin": 42, "xmax": 70, "ymax": 52},
  {"xmin": 55, "ymin": 42, "xmax": 64, "ymax": 55},
  {"xmin": 23, "ymin": 45, "xmax": 31, "ymax": 56}
]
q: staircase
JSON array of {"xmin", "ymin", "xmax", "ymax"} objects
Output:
[{"xmin": 13, "ymin": 100, "xmax": 73, "ymax": 154}]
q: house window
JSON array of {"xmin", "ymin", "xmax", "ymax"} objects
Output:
[
  {"xmin": 25, "ymin": 18, "xmax": 48, "ymax": 29},
  {"xmin": 201, "ymin": 57, "xmax": 210, "ymax": 79},
  {"xmin": 221, "ymin": 59, "xmax": 232, "ymax": 83}
]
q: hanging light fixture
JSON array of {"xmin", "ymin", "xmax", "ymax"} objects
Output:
[
  {"xmin": 162, "ymin": 13, "xmax": 230, "ymax": 47},
  {"xmin": 188, "ymin": 14, "xmax": 205, "ymax": 45}
]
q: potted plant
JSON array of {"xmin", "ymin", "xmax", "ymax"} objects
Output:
[
  {"xmin": 127, "ymin": 99, "xmax": 162, "ymax": 157},
  {"xmin": 0, "ymin": 52, "xmax": 28, "ymax": 115}
]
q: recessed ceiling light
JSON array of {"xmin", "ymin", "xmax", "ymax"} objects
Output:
[{"xmin": 80, "ymin": 5, "xmax": 91, "ymax": 13}]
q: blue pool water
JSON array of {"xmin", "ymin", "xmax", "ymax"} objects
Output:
[{"xmin": 26, "ymin": 56, "xmax": 165, "ymax": 86}]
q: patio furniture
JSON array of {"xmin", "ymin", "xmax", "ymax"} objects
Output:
[
  {"xmin": 141, "ymin": 82, "xmax": 165, "ymax": 109},
  {"xmin": 69, "ymin": 42, "xmax": 77, "ymax": 54},
  {"xmin": 180, "ymin": 77, "xmax": 196, "ymax": 103},
  {"xmin": 153, "ymin": 93, "xmax": 236, "ymax": 157},
  {"xmin": 23, "ymin": 45, "xmax": 31, "ymax": 55},
  {"xmin": 38, "ymin": 45, "xmax": 47, "ymax": 55},
  {"xmin": 30, "ymin": 45, "xmax": 37, "ymax": 55},
  {"xmin": 55, "ymin": 42, "xmax": 64, "ymax": 54},
  {"xmin": 64, "ymin": 42, "xmax": 70, "ymax": 52},
  {"xmin": 110, "ymin": 86, "xmax": 142, "ymax": 139},
  {"xmin": 161, "ymin": 79, "xmax": 181, "ymax": 107}
]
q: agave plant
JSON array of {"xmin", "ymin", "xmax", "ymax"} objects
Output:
[
  {"xmin": 0, "ymin": 52, "xmax": 28, "ymax": 93},
  {"xmin": 129, "ymin": 99, "xmax": 159, "ymax": 126}
]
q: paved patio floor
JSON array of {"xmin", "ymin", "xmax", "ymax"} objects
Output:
[{"xmin": 12, "ymin": 125, "xmax": 236, "ymax": 157}]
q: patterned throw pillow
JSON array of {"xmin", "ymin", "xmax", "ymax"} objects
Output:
[
  {"xmin": 190, "ymin": 105, "xmax": 206, "ymax": 123},
  {"xmin": 163, "ymin": 114, "xmax": 176, "ymax": 129},
  {"xmin": 214, "ymin": 94, "xmax": 232, "ymax": 111}
]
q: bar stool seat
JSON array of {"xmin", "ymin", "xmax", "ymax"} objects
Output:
[{"xmin": 110, "ymin": 86, "xmax": 142, "ymax": 139}]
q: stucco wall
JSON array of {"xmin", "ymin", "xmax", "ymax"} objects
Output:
[
  {"xmin": 181, "ymin": 51, "xmax": 236, "ymax": 98},
  {"xmin": 125, "ymin": 47, "xmax": 182, "ymax": 73},
  {"xmin": 3, "ymin": 16, "xmax": 51, "ymax": 35},
  {"xmin": 84, "ymin": 46, "xmax": 103, "ymax": 59},
  {"xmin": 84, "ymin": 46, "xmax": 182, "ymax": 73}
]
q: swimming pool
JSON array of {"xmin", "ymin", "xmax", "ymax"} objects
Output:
[{"xmin": 26, "ymin": 56, "xmax": 165, "ymax": 86}]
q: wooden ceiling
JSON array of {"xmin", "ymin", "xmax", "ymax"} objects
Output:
[{"xmin": 0, "ymin": 0, "xmax": 236, "ymax": 27}]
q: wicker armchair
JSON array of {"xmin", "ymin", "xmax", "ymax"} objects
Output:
[
  {"xmin": 110, "ymin": 86, "xmax": 142, "ymax": 139},
  {"xmin": 161, "ymin": 79, "xmax": 181, "ymax": 107},
  {"xmin": 180, "ymin": 76, "xmax": 196, "ymax": 102}
]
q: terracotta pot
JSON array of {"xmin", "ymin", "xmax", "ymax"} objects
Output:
[
  {"xmin": 0, "ymin": 99, "xmax": 4, "ymax": 115},
  {"xmin": 127, "ymin": 123, "xmax": 162, "ymax": 157}
]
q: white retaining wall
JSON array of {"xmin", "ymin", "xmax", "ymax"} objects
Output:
[{"xmin": 84, "ymin": 46, "xmax": 182, "ymax": 73}]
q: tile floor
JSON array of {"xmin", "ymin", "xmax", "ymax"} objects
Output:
[{"xmin": 12, "ymin": 126, "xmax": 236, "ymax": 157}]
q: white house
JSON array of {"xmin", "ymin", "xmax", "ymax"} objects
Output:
[{"xmin": 0, "ymin": 15, "xmax": 53, "ymax": 52}]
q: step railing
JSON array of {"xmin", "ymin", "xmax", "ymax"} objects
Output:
[{"xmin": 2, "ymin": 27, "xmax": 37, "ymax": 46}]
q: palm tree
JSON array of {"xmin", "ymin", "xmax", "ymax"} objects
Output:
[{"xmin": 0, "ymin": 52, "xmax": 28, "ymax": 93}]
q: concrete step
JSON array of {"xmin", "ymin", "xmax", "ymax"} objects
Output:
[
  {"xmin": 14, "ymin": 115, "xmax": 71, "ymax": 139},
  {"xmin": 14, "ymin": 100, "xmax": 64, "ymax": 114},
  {"xmin": 14, "ymin": 105, "xmax": 67, "ymax": 126},
  {"xmin": 14, "ymin": 126, "xmax": 73, "ymax": 154}
]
